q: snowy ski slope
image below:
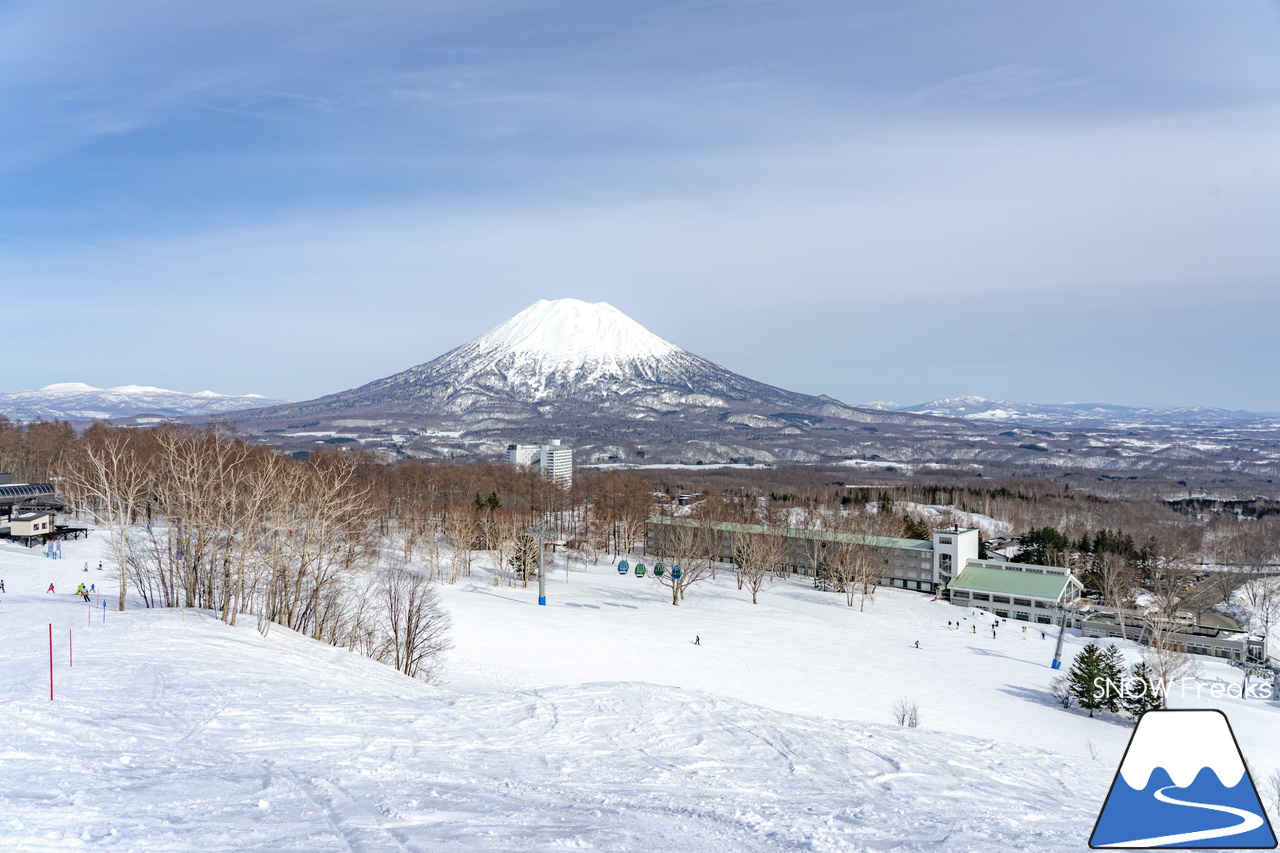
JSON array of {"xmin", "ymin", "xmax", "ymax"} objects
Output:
[{"xmin": 1, "ymin": 533, "xmax": 1277, "ymax": 851}]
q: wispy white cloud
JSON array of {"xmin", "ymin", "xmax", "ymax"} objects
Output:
[{"xmin": 2, "ymin": 0, "xmax": 1279, "ymax": 408}]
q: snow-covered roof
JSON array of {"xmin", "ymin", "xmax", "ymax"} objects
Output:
[
  {"xmin": 648, "ymin": 515, "xmax": 933, "ymax": 551},
  {"xmin": 949, "ymin": 561, "xmax": 1080, "ymax": 601}
]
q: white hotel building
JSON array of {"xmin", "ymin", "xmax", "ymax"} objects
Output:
[{"xmin": 506, "ymin": 440, "xmax": 574, "ymax": 488}]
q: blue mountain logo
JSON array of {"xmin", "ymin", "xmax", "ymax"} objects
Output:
[{"xmin": 1091, "ymin": 709, "xmax": 1276, "ymax": 848}]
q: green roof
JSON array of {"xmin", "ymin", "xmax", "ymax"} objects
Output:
[
  {"xmin": 949, "ymin": 563, "xmax": 1076, "ymax": 600},
  {"xmin": 647, "ymin": 515, "xmax": 933, "ymax": 551}
]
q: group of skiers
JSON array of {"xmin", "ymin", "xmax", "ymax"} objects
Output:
[
  {"xmin": 44, "ymin": 582, "xmax": 95, "ymax": 600},
  {"xmin": 26, "ymin": 561, "xmax": 105, "ymax": 597},
  {"xmin": 945, "ymin": 614, "xmax": 1048, "ymax": 641}
]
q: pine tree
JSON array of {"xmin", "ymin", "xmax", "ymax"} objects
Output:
[
  {"xmin": 1120, "ymin": 661, "xmax": 1163, "ymax": 720},
  {"xmin": 1100, "ymin": 645, "xmax": 1127, "ymax": 714},
  {"xmin": 902, "ymin": 515, "xmax": 930, "ymax": 540},
  {"xmin": 1068, "ymin": 643, "xmax": 1111, "ymax": 717}
]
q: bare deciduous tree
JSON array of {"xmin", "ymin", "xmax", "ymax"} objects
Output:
[
  {"xmin": 375, "ymin": 564, "xmax": 452, "ymax": 682},
  {"xmin": 61, "ymin": 426, "xmax": 152, "ymax": 611},
  {"xmin": 1140, "ymin": 623, "xmax": 1201, "ymax": 708},
  {"xmin": 892, "ymin": 698, "xmax": 921, "ymax": 727},
  {"xmin": 732, "ymin": 531, "xmax": 784, "ymax": 604}
]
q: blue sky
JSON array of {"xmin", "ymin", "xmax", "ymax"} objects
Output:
[{"xmin": 3, "ymin": 0, "xmax": 1279, "ymax": 410}]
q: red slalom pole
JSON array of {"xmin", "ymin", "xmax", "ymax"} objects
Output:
[{"xmin": 48, "ymin": 624, "xmax": 53, "ymax": 701}]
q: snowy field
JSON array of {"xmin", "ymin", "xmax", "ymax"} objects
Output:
[{"xmin": 2, "ymin": 533, "xmax": 1278, "ymax": 851}]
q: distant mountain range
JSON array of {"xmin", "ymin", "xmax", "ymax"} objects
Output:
[
  {"xmin": 0, "ymin": 383, "xmax": 290, "ymax": 422},
  {"xmin": 7, "ymin": 303, "xmax": 1277, "ymax": 484},
  {"xmin": 877, "ymin": 396, "xmax": 1278, "ymax": 427}
]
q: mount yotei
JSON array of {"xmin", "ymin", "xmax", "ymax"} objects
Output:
[
  {"xmin": 240, "ymin": 299, "xmax": 889, "ymax": 423},
  {"xmin": 215, "ymin": 298, "xmax": 941, "ymax": 463},
  {"xmin": 208, "ymin": 299, "xmax": 1280, "ymax": 481}
]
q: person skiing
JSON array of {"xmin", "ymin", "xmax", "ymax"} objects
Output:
[
  {"xmin": 914, "ymin": 640, "xmax": 920, "ymax": 649},
  {"xmin": 0, "ymin": 579, "xmax": 5, "ymax": 592},
  {"xmin": 81, "ymin": 586, "xmax": 90, "ymax": 602},
  {"xmin": 97, "ymin": 561, "xmax": 103, "ymax": 571},
  {"xmin": 694, "ymin": 635, "xmax": 701, "ymax": 646},
  {"xmin": 47, "ymin": 583, "xmax": 55, "ymax": 593}
]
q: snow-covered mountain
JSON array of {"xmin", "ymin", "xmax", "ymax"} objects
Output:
[
  {"xmin": 896, "ymin": 396, "xmax": 1274, "ymax": 427},
  {"xmin": 0, "ymin": 382, "xmax": 290, "ymax": 422},
  {"xmin": 239, "ymin": 298, "xmax": 899, "ymax": 424}
]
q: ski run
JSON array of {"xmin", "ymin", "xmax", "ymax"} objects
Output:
[{"xmin": 1, "ymin": 530, "xmax": 1277, "ymax": 852}]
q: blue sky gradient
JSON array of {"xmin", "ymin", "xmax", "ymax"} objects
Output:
[{"xmin": 3, "ymin": 1, "xmax": 1279, "ymax": 409}]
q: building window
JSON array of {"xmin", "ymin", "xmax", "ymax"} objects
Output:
[
  {"xmin": 1036, "ymin": 616, "xmax": 1051, "ymax": 624},
  {"xmin": 1015, "ymin": 613, "xmax": 1030, "ymax": 621},
  {"xmin": 1013, "ymin": 598, "xmax": 1032, "ymax": 607},
  {"xmin": 995, "ymin": 610, "xmax": 1009, "ymax": 618},
  {"xmin": 992, "ymin": 595, "xmax": 1010, "ymax": 604},
  {"xmin": 972, "ymin": 593, "xmax": 989, "ymax": 601},
  {"xmin": 939, "ymin": 536, "xmax": 953, "ymax": 545}
]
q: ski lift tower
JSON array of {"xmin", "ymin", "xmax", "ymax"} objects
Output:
[
  {"xmin": 1049, "ymin": 602, "xmax": 1087, "ymax": 670},
  {"xmin": 526, "ymin": 527, "xmax": 557, "ymax": 606},
  {"xmin": 1229, "ymin": 657, "xmax": 1280, "ymax": 701}
]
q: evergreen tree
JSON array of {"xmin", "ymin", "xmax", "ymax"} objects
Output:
[
  {"xmin": 1120, "ymin": 661, "xmax": 1163, "ymax": 720},
  {"xmin": 1100, "ymin": 645, "xmax": 1127, "ymax": 713},
  {"xmin": 902, "ymin": 515, "xmax": 930, "ymax": 540},
  {"xmin": 1068, "ymin": 643, "xmax": 1111, "ymax": 717},
  {"xmin": 1012, "ymin": 526, "xmax": 1070, "ymax": 566}
]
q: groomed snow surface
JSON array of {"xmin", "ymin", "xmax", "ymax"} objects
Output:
[{"xmin": 3, "ymin": 535, "xmax": 1278, "ymax": 852}]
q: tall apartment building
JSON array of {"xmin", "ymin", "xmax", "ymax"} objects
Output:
[{"xmin": 506, "ymin": 439, "xmax": 573, "ymax": 488}]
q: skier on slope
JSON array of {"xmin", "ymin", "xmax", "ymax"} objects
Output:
[
  {"xmin": 694, "ymin": 636, "xmax": 700, "ymax": 646},
  {"xmin": 47, "ymin": 583, "xmax": 55, "ymax": 593}
]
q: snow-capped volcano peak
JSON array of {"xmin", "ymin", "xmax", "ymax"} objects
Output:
[
  {"xmin": 471, "ymin": 299, "xmax": 681, "ymax": 370},
  {"xmin": 281, "ymin": 297, "xmax": 867, "ymax": 421},
  {"xmin": 418, "ymin": 298, "xmax": 693, "ymax": 398}
]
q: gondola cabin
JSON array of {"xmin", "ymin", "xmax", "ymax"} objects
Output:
[{"xmin": 617, "ymin": 560, "xmax": 629, "ymax": 575}]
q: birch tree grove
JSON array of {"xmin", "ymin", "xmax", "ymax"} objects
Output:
[
  {"xmin": 59, "ymin": 425, "xmax": 452, "ymax": 682},
  {"xmin": 63, "ymin": 425, "xmax": 152, "ymax": 612}
]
